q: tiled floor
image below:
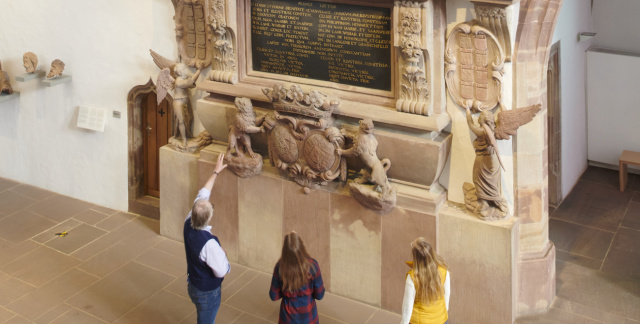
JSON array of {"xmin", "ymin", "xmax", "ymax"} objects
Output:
[
  {"xmin": 0, "ymin": 178, "xmax": 399, "ymax": 324},
  {"xmin": 0, "ymin": 166, "xmax": 639, "ymax": 323}
]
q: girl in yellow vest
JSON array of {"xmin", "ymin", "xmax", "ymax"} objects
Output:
[{"xmin": 401, "ymin": 237, "xmax": 450, "ymax": 324}]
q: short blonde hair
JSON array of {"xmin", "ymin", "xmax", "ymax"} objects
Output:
[{"xmin": 191, "ymin": 199, "xmax": 213, "ymax": 230}]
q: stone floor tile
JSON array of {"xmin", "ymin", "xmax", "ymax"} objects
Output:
[
  {"xmin": 0, "ymin": 279, "xmax": 36, "ymax": 306},
  {"xmin": 621, "ymin": 202, "xmax": 640, "ymax": 231},
  {"xmin": 549, "ymin": 218, "xmax": 615, "ymax": 260},
  {"xmin": 225, "ymin": 272, "xmax": 280, "ymax": 320},
  {"xmin": 626, "ymin": 318, "xmax": 640, "ymax": 324},
  {"xmin": 31, "ymin": 219, "xmax": 82, "ymax": 244},
  {"xmin": 94, "ymin": 212, "xmax": 137, "ymax": 231},
  {"xmin": 552, "ymin": 181, "xmax": 632, "ymax": 232},
  {"xmin": 89, "ymin": 205, "xmax": 118, "ymax": 216},
  {"xmin": 0, "ymin": 178, "xmax": 19, "ymax": 193},
  {"xmin": 134, "ymin": 248, "xmax": 185, "ymax": 278},
  {"xmin": 216, "ymin": 305, "xmax": 245, "ymax": 324},
  {"xmin": 153, "ymin": 237, "xmax": 186, "ymax": 259},
  {"xmin": 179, "ymin": 311, "xmax": 197, "ymax": 324},
  {"xmin": 27, "ymin": 195, "xmax": 94, "ymax": 223},
  {"xmin": 44, "ymin": 223, "xmax": 107, "ymax": 254},
  {"xmin": 317, "ymin": 293, "xmax": 377, "ymax": 324},
  {"xmin": 0, "ymin": 210, "xmax": 57, "ymax": 244},
  {"xmin": 580, "ymin": 165, "xmax": 623, "ymax": 189},
  {"xmin": 9, "ymin": 184, "xmax": 55, "ymax": 201},
  {"xmin": 71, "ymin": 216, "xmax": 154, "ymax": 260},
  {"xmin": 73, "ymin": 209, "xmax": 110, "ymax": 226},
  {"xmin": 4, "ymin": 315, "xmax": 33, "ymax": 324},
  {"xmin": 365, "ymin": 309, "xmax": 402, "ymax": 324},
  {"xmin": 33, "ymin": 304, "xmax": 71, "ymax": 324},
  {"xmin": 1, "ymin": 246, "xmax": 81, "ymax": 287},
  {"xmin": 222, "ymin": 268, "xmax": 259, "ymax": 303},
  {"xmin": 555, "ymin": 249, "xmax": 602, "ymax": 271},
  {"xmin": 165, "ymin": 274, "xmax": 189, "ymax": 299},
  {"xmin": 0, "ymin": 271, "xmax": 9, "ymax": 285},
  {"xmin": 0, "ymin": 240, "xmax": 39, "ymax": 266},
  {"xmin": 66, "ymin": 262, "xmax": 173, "ymax": 322},
  {"xmin": 629, "ymin": 174, "xmax": 640, "ymax": 192},
  {"xmin": 113, "ymin": 290, "xmax": 193, "ymax": 324},
  {"xmin": 0, "ymin": 191, "xmax": 37, "ymax": 217},
  {"xmin": 633, "ymin": 192, "xmax": 640, "ymax": 203},
  {"xmin": 515, "ymin": 307, "xmax": 603, "ymax": 324},
  {"xmin": 78, "ymin": 234, "xmax": 163, "ymax": 278},
  {"xmin": 320, "ymin": 314, "xmax": 348, "ymax": 324},
  {"xmin": 6, "ymin": 268, "xmax": 99, "ymax": 321},
  {"xmin": 49, "ymin": 308, "xmax": 108, "ymax": 324},
  {"xmin": 232, "ymin": 313, "xmax": 275, "ymax": 324},
  {"xmin": 0, "ymin": 306, "xmax": 16, "ymax": 323},
  {"xmin": 601, "ymin": 227, "xmax": 640, "ymax": 278}
]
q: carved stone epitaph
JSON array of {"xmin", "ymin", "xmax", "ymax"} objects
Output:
[
  {"xmin": 445, "ymin": 21, "xmax": 504, "ymax": 112},
  {"xmin": 208, "ymin": 0, "xmax": 237, "ymax": 83},
  {"xmin": 175, "ymin": 0, "xmax": 213, "ymax": 69},
  {"xmin": 473, "ymin": 3, "xmax": 512, "ymax": 62},
  {"xmin": 262, "ymin": 85, "xmax": 347, "ymax": 192},
  {"xmin": 395, "ymin": 1, "xmax": 430, "ymax": 115}
]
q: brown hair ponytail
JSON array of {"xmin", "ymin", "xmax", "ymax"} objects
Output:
[
  {"xmin": 411, "ymin": 237, "xmax": 448, "ymax": 304},
  {"xmin": 279, "ymin": 232, "xmax": 312, "ymax": 292}
]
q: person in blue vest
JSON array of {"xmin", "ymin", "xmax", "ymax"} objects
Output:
[{"xmin": 184, "ymin": 153, "xmax": 230, "ymax": 324}]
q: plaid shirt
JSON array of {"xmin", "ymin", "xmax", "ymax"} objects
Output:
[{"xmin": 269, "ymin": 258, "xmax": 325, "ymax": 324}]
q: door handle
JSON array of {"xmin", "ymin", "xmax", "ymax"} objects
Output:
[{"xmin": 146, "ymin": 122, "xmax": 153, "ymax": 136}]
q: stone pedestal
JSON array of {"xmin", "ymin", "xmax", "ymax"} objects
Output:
[
  {"xmin": 159, "ymin": 146, "xmax": 200, "ymax": 242},
  {"xmin": 517, "ymin": 242, "xmax": 556, "ymax": 316},
  {"xmin": 438, "ymin": 205, "xmax": 519, "ymax": 324}
]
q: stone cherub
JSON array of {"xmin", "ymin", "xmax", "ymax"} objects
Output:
[
  {"xmin": 338, "ymin": 119, "xmax": 396, "ymax": 213},
  {"xmin": 47, "ymin": 59, "xmax": 65, "ymax": 78},
  {"xmin": 151, "ymin": 49, "xmax": 212, "ymax": 153},
  {"xmin": 225, "ymin": 97, "xmax": 266, "ymax": 177},
  {"xmin": 463, "ymin": 103, "xmax": 541, "ymax": 220},
  {"xmin": 0, "ymin": 60, "xmax": 14, "ymax": 95},
  {"xmin": 23, "ymin": 52, "xmax": 38, "ymax": 73}
]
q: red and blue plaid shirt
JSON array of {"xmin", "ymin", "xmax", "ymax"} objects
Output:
[{"xmin": 269, "ymin": 258, "xmax": 325, "ymax": 324}]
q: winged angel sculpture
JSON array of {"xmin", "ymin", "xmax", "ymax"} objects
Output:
[
  {"xmin": 463, "ymin": 103, "xmax": 541, "ymax": 220},
  {"xmin": 151, "ymin": 50, "xmax": 211, "ymax": 153}
]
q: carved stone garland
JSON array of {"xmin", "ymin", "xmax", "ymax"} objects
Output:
[
  {"xmin": 445, "ymin": 22, "xmax": 505, "ymax": 112},
  {"xmin": 174, "ymin": 0, "xmax": 213, "ymax": 69},
  {"xmin": 208, "ymin": 0, "xmax": 238, "ymax": 84},
  {"xmin": 395, "ymin": 1, "xmax": 430, "ymax": 115},
  {"xmin": 473, "ymin": 3, "xmax": 512, "ymax": 62}
]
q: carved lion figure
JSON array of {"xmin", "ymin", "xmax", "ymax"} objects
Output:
[
  {"xmin": 227, "ymin": 97, "xmax": 265, "ymax": 158},
  {"xmin": 339, "ymin": 119, "xmax": 391, "ymax": 189}
]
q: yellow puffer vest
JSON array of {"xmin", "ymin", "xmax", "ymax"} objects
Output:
[{"xmin": 407, "ymin": 266, "xmax": 448, "ymax": 324}]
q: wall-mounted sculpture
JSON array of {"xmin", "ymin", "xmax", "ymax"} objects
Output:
[
  {"xmin": 152, "ymin": 50, "xmax": 211, "ymax": 153},
  {"xmin": 23, "ymin": 52, "xmax": 38, "ymax": 73},
  {"xmin": 339, "ymin": 119, "xmax": 397, "ymax": 213},
  {"xmin": 262, "ymin": 84, "xmax": 347, "ymax": 192},
  {"xmin": 0, "ymin": 60, "xmax": 14, "ymax": 95},
  {"xmin": 463, "ymin": 104, "xmax": 541, "ymax": 220},
  {"xmin": 472, "ymin": 2, "xmax": 512, "ymax": 62},
  {"xmin": 47, "ymin": 59, "xmax": 65, "ymax": 78},
  {"xmin": 226, "ymin": 97, "xmax": 265, "ymax": 177},
  {"xmin": 208, "ymin": 0, "xmax": 237, "ymax": 84},
  {"xmin": 445, "ymin": 21, "xmax": 505, "ymax": 112},
  {"xmin": 395, "ymin": 1, "xmax": 430, "ymax": 115},
  {"xmin": 174, "ymin": 0, "xmax": 212, "ymax": 69}
]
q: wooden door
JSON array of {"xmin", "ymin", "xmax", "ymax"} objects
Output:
[
  {"xmin": 143, "ymin": 92, "xmax": 171, "ymax": 198},
  {"xmin": 547, "ymin": 42, "xmax": 562, "ymax": 207}
]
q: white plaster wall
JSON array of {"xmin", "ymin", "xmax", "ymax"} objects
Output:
[
  {"xmin": 550, "ymin": 0, "xmax": 594, "ymax": 198},
  {"xmin": 592, "ymin": 0, "xmax": 640, "ymax": 53},
  {"xmin": 0, "ymin": 0, "xmax": 204, "ymax": 210}
]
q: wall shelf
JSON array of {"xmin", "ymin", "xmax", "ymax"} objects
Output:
[
  {"xmin": 0, "ymin": 92, "xmax": 20, "ymax": 103},
  {"xmin": 15, "ymin": 71, "xmax": 45, "ymax": 82},
  {"xmin": 42, "ymin": 75, "xmax": 72, "ymax": 87}
]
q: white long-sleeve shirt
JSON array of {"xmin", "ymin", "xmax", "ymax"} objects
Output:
[
  {"xmin": 400, "ymin": 271, "xmax": 450, "ymax": 324},
  {"xmin": 185, "ymin": 188, "xmax": 230, "ymax": 277}
]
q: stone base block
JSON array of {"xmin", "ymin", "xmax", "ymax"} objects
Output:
[
  {"xmin": 438, "ymin": 204, "xmax": 519, "ymax": 324},
  {"xmin": 159, "ymin": 146, "xmax": 200, "ymax": 242},
  {"xmin": 517, "ymin": 242, "xmax": 556, "ymax": 317}
]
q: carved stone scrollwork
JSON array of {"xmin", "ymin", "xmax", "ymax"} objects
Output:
[
  {"xmin": 262, "ymin": 85, "xmax": 347, "ymax": 192},
  {"xmin": 445, "ymin": 21, "xmax": 505, "ymax": 112},
  {"xmin": 208, "ymin": 0, "xmax": 238, "ymax": 84},
  {"xmin": 395, "ymin": 1, "xmax": 430, "ymax": 115},
  {"xmin": 175, "ymin": 0, "xmax": 213, "ymax": 69},
  {"xmin": 473, "ymin": 3, "xmax": 512, "ymax": 62}
]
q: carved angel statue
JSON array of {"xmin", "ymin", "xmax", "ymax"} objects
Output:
[
  {"xmin": 151, "ymin": 50, "xmax": 201, "ymax": 150},
  {"xmin": 463, "ymin": 103, "xmax": 541, "ymax": 220}
]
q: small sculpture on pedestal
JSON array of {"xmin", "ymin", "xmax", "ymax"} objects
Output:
[
  {"xmin": 0, "ymin": 61, "xmax": 14, "ymax": 95},
  {"xmin": 339, "ymin": 119, "xmax": 396, "ymax": 213},
  {"xmin": 23, "ymin": 52, "xmax": 38, "ymax": 73},
  {"xmin": 151, "ymin": 50, "xmax": 210, "ymax": 153},
  {"xmin": 463, "ymin": 103, "xmax": 541, "ymax": 220},
  {"xmin": 225, "ymin": 97, "xmax": 265, "ymax": 177},
  {"xmin": 47, "ymin": 59, "xmax": 65, "ymax": 78}
]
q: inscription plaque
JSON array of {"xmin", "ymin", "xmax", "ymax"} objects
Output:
[{"xmin": 251, "ymin": 0, "xmax": 391, "ymax": 91}]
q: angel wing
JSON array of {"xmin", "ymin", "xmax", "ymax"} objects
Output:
[
  {"xmin": 150, "ymin": 49, "xmax": 176, "ymax": 75},
  {"xmin": 156, "ymin": 68, "xmax": 175, "ymax": 105},
  {"xmin": 494, "ymin": 104, "xmax": 542, "ymax": 140}
]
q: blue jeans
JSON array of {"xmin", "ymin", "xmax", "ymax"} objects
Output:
[{"xmin": 188, "ymin": 282, "xmax": 221, "ymax": 324}]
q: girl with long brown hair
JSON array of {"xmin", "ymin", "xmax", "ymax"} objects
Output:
[
  {"xmin": 401, "ymin": 237, "xmax": 450, "ymax": 324},
  {"xmin": 269, "ymin": 232, "xmax": 325, "ymax": 324}
]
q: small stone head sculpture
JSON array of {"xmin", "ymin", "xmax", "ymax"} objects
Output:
[
  {"xmin": 47, "ymin": 59, "xmax": 65, "ymax": 78},
  {"xmin": 0, "ymin": 60, "xmax": 14, "ymax": 95},
  {"xmin": 23, "ymin": 52, "xmax": 38, "ymax": 73}
]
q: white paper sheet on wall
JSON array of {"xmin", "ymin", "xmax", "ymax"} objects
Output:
[{"xmin": 77, "ymin": 106, "xmax": 107, "ymax": 132}]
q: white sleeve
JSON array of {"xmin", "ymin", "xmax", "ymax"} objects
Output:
[
  {"xmin": 444, "ymin": 271, "xmax": 450, "ymax": 312},
  {"xmin": 186, "ymin": 188, "xmax": 212, "ymax": 221},
  {"xmin": 400, "ymin": 275, "xmax": 415, "ymax": 324},
  {"xmin": 200, "ymin": 239, "xmax": 230, "ymax": 278}
]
